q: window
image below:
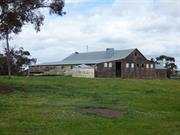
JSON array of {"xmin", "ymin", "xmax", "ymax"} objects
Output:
[
  {"xmin": 126, "ymin": 63, "xmax": 129, "ymax": 68},
  {"xmin": 142, "ymin": 64, "xmax": 144, "ymax": 68},
  {"xmin": 150, "ymin": 64, "xmax": 154, "ymax": 68},
  {"xmin": 131, "ymin": 63, "xmax": 134, "ymax": 68},
  {"xmin": 146, "ymin": 64, "xmax": 149, "ymax": 69},
  {"xmin": 104, "ymin": 63, "xmax": 108, "ymax": 67},
  {"xmin": 135, "ymin": 53, "xmax": 137, "ymax": 56},
  {"xmin": 137, "ymin": 64, "xmax": 139, "ymax": 68},
  {"xmin": 109, "ymin": 62, "xmax": 112, "ymax": 68}
]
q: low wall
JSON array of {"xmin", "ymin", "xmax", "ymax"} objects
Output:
[
  {"xmin": 29, "ymin": 65, "xmax": 72, "ymax": 76},
  {"xmin": 29, "ymin": 65, "xmax": 94, "ymax": 78},
  {"xmin": 72, "ymin": 68, "xmax": 95, "ymax": 78}
]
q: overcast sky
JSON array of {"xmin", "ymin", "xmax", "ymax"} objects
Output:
[{"xmin": 1, "ymin": 0, "xmax": 180, "ymax": 67}]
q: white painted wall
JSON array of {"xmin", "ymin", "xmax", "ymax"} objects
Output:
[{"xmin": 72, "ymin": 67, "xmax": 95, "ymax": 78}]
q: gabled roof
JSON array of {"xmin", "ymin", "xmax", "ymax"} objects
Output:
[{"xmin": 36, "ymin": 48, "xmax": 136, "ymax": 66}]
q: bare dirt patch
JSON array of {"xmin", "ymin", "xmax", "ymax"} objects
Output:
[
  {"xmin": 94, "ymin": 99, "xmax": 120, "ymax": 104},
  {"xmin": 0, "ymin": 86, "xmax": 47, "ymax": 94},
  {"xmin": 0, "ymin": 86, "xmax": 26, "ymax": 94},
  {"xmin": 81, "ymin": 108, "xmax": 125, "ymax": 118}
]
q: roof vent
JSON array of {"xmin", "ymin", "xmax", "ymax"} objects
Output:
[
  {"xmin": 106, "ymin": 48, "xmax": 114, "ymax": 58},
  {"xmin": 75, "ymin": 52, "xmax": 79, "ymax": 54}
]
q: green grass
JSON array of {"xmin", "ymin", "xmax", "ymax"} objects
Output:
[{"xmin": 0, "ymin": 76, "xmax": 180, "ymax": 135}]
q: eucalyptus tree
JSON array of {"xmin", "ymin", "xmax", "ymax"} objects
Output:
[
  {"xmin": 156, "ymin": 55, "xmax": 178, "ymax": 77},
  {"xmin": 0, "ymin": 47, "xmax": 36, "ymax": 75},
  {"xmin": 0, "ymin": 0, "xmax": 65, "ymax": 78}
]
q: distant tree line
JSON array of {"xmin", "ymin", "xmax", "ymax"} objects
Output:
[{"xmin": 0, "ymin": 47, "xmax": 36, "ymax": 75}]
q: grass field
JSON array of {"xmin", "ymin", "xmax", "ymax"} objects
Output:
[{"xmin": 0, "ymin": 76, "xmax": 180, "ymax": 135}]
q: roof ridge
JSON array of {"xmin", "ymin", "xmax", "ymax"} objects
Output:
[{"xmin": 76, "ymin": 48, "xmax": 136, "ymax": 54}]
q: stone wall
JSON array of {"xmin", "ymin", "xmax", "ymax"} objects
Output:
[
  {"xmin": 95, "ymin": 49, "xmax": 157, "ymax": 79},
  {"xmin": 96, "ymin": 62, "xmax": 116, "ymax": 77},
  {"xmin": 29, "ymin": 65, "xmax": 95, "ymax": 78},
  {"xmin": 29, "ymin": 65, "xmax": 72, "ymax": 76}
]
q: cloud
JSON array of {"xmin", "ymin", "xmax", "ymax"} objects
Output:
[
  {"xmin": 1, "ymin": 0, "xmax": 179, "ymax": 67},
  {"xmin": 158, "ymin": 0, "xmax": 180, "ymax": 17},
  {"xmin": 65, "ymin": 0, "xmax": 93, "ymax": 4}
]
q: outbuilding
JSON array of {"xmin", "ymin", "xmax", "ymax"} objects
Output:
[{"xmin": 29, "ymin": 48, "xmax": 167, "ymax": 79}]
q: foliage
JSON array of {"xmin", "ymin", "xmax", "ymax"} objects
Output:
[
  {"xmin": 156, "ymin": 55, "xmax": 175, "ymax": 62},
  {"xmin": 0, "ymin": 47, "xmax": 36, "ymax": 75},
  {"xmin": 156, "ymin": 55, "xmax": 178, "ymax": 77},
  {"xmin": 0, "ymin": 0, "xmax": 65, "ymax": 38},
  {"xmin": 0, "ymin": 76, "xmax": 180, "ymax": 135},
  {"xmin": 0, "ymin": 0, "xmax": 65, "ymax": 78}
]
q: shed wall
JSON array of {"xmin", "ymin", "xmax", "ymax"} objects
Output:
[
  {"xmin": 121, "ymin": 49, "xmax": 156, "ymax": 79},
  {"xmin": 156, "ymin": 69, "xmax": 167, "ymax": 79},
  {"xmin": 95, "ymin": 62, "xmax": 116, "ymax": 77},
  {"xmin": 95, "ymin": 49, "xmax": 157, "ymax": 79}
]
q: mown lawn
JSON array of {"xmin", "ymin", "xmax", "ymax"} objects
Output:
[{"xmin": 0, "ymin": 76, "xmax": 180, "ymax": 135}]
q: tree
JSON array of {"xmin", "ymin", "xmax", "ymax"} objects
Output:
[
  {"xmin": 150, "ymin": 58, "xmax": 155, "ymax": 62},
  {"xmin": 0, "ymin": 0, "xmax": 65, "ymax": 78},
  {"xmin": 156, "ymin": 55, "xmax": 178, "ymax": 78},
  {"xmin": 0, "ymin": 47, "xmax": 36, "ymax": 75},
  {"xmin": 0, "ymin": 53, "xmax": 7, "ymax": 75}
]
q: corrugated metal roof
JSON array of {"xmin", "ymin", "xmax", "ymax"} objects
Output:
[{"xmin": 35, "ymin": 48, "xmax": 136, "ymax": 66}]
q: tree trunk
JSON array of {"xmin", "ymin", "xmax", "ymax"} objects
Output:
[{"xmin": 6, "ymin": 33, "xmax": 11, "ymax": 79}]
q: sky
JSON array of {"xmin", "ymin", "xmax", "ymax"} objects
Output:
[{"xmin": 1, "ymin": 0, "xmax": 180, "ymax": 67}]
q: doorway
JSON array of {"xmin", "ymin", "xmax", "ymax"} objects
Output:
[{"xmin": 116, "ymin": 62, "xmax": 121, "ymax": 77}]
